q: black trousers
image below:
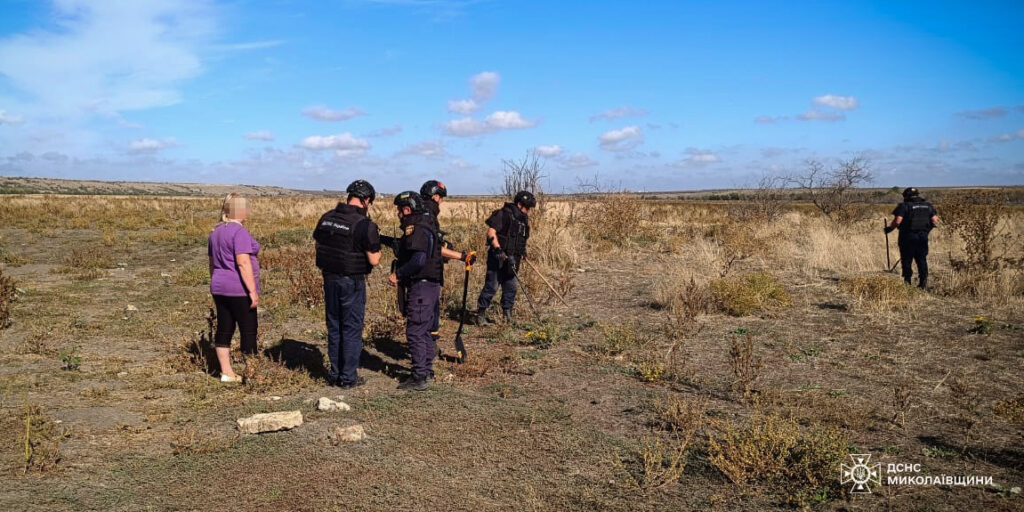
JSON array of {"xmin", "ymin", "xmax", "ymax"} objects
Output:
[
  {"xmin": 212, "ymin": 294, "xmax": 259, "ymax": 354},
  {"xmin": 898, "ymin": 232, "xmax": 929, "ymax": 286}
]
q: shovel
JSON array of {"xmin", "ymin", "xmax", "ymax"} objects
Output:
[{"xmin": 452, "ymin": 251, "xmax": 476, "ymax": 363}]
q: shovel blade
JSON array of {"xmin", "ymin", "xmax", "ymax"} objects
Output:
[{"xmin": 454, "ymin": 334, "xmax": 466, "ymax": 363}]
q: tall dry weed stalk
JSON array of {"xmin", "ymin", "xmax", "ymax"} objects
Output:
[
  {"xmin": 942, "ymin": 189, "xmax": 1013, "ymax": 271},
  {"xmin": 0, "ymin": 268, "xmax": 15, "ymax": 329},
  {"xmin": 729, "ymin": 332, "xmax": 761, "ymax": 396}
]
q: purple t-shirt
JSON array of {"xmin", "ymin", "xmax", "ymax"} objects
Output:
[{"xmin": 208, "ymin": 222, "xmax": 261, "ymax": 297}]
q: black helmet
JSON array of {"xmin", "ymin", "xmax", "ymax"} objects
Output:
[
  {"xmin": 393, "ymin": 191, "xmax": 425, "ymax": 213},
  {"xmin": 514, "ymin": 190, "xmax": 537, "ymax": 208},
  {"xmin": 902, "ymin": 187, "xmax": 920, "ymax": 199},
  {"xmin": 346, "ymin": 180, "xmax": 376, "ymax": 203},
  {"xmin": 419, "ymin": 180, "xmax": 447, "ymax": 199}
]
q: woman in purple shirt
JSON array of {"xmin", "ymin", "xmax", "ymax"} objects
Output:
[{"xmin": 208, "ymin": 193, "xmax": 261, "ymax": 382}]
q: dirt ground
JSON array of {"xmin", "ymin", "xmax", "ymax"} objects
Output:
[{"xmin": 0, "ymin": 194, "xmax": 1022, "ymax": 511}]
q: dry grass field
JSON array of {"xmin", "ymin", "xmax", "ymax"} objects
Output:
[{"xmin": 0, "ymin": 190, "xmax": 1022, "ymax": 511}]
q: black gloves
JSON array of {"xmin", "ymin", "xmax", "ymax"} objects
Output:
[
  {"xmin": 461, "ymin": 252, "xmax": 477, "ymax": 265},
  {"xmin": 884, "ymin": 226, "xmax": 895, "ymax": 234},
  {"xmin": 495, "ymin": 250, "xmax": 509, "ymax": 264}
]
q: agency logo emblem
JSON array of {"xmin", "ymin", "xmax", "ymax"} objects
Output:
[{"xmin": 841, "ymin": 454, "xmax": 881, "ymax": 493}]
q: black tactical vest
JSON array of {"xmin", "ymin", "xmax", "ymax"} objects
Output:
[
  {"xmin": 902, "ymin": 199, "xmax": 934, "ymax": 232},
  {"xmin": 314, "ymin": 204, "xmax": 372, "ymax": 276},
  {"xmin": 398, "ymin": 213, "xmax": 443, "ymax": 282},
  {"xmin": 495, "ymin": 203, "xmax": 529, "ymax": 257}
]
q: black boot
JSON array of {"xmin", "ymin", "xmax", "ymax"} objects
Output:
[
  {"xmin": 502, "ymin": 309, "xmax": 513, "ymax": 323},
  {"xmin": 473, "ymin": 308, "xmax": 491, "ymax": 326}
]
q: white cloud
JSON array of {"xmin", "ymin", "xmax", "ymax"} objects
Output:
[
  {"xmin": 447, "ymin": 99, "xmax": 479, "ymax": 114},
  {"xmin": 955, "ymin": 107, "xmax": 1007, "ymax": 120},
  {"xmin": 445, "ymin": 71, "xmax": 499, "ymax": 114},
  {"xmin": 485, "ymin": 110, "xmax": 533, "ymax": 129},
  {"xmin": 0, "ymin": 1, "xmax": 214, "ymax": 118},
  {"xmin": 243, "ymin": 130, "xmax": 274, "ymax": 141},
  {"xmin": 670, "ymin": 148, "xmax": 720, "ymax": 167},
  {"xmin": 366, "ymin": 124, "xmax": 403, "ymax": 137},
  {"xmin": 443, "ymin": 117, "xmax": 488, "ymax": 136},
  {"xmin": 129, "ymin": 137, "xmax": 177, "ymax": 153},
  {"xmin": 398, "ymin": 140, "xmax": 446, "ymax": 158},
  {"xmin": 535, "ymin": 145, "xmax": 563, "ymax": 158},
  {"xmin": 213, "ymin": 40, "xmax": 285, "ymax": 51},
  {"xmin": 796, "ymin": 109, "xmax": 845, "ymax": 122},
  {"xmin": 560, "ymin": 152, "xmax": 598, "ymax": 169},
  {"xmin": 443, "ymin": 110, "xmax": 535, "ymax": 136},
  {"xmin": 589, "ymin": 106, "xmax": 648, "ymax": 122},
  {"xmin": 599, "ymin": 125, "xmax": 643, "ymax": 151},
  {"xmin": 450, "ymin": 158, "xmax": 476, "ymax": 170},
  {"xmin": 0, "ymin": 110, "xmax": 26, "ymax": 125},
  {"xmin": 813, "ymin": 94, "xmax": 859, "ymax": 111},
  {"xmin": 302, "ymin": 105, "xmax": 366, "ymax": 121},
  {"xmin": 298, "ymin": 132, "xmax": 370, "ymax": 157},
  {"xmin": 989, "ymin": 129, "xmax": 1024, "ymax": 142},
  {"xmin": 470, "ymin": 71, "xmax": 500, "ymax": 101}
]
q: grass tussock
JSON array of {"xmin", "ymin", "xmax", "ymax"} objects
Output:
[
  {"xmin": 993, "ymin": 393, "xmax": 1024, "ymax": 425},
  {"xmin": 1, "ymin": 404, "xmax": 72, "ymax": 475},
  {"xmin": 711, "ymin": 272, "xmax": 792, "ymax": 316},
  {"xmin": 260, "ymin": 245, "xmax": 322, "ymax": 308},
  {"xmin": 0, "ymin": 268, "xmax": 16, "ymax": 329},
  {"xmin": 243, "ymin": 353, "xmax": 316, "ymax": 394},
  {"xmin": 708, "ymin": 413, "xmax": 849, "ymax": 506},
  {"xmin": 170, "ymin": 429, "xmax": 238, "ymax": 456},
  {"xmin": 838, "ymin": 274, "xmax": 917, "ymax": 310},
  {"xmin": 56, "ymin": 245, "xmax": 112, "ymax": 280}
]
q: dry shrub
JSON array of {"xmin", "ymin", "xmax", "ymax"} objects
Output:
[
  {"xmin": 581, "ymin": 194, "xmax": 655, "ymax": 249},
  {"xmin": 8, "ymin": 404, "xmax": 72, "ymax": 474},
  {"xmin": 598, "ymin": 322, "xmax": 644, "ymax": 356},
  {"xmin": 942, "ymin": 189, "xmax": 1007, "ymax": 271},
  {"xmin": 657, "ymin": 395, "xmax": 709, "ymax": 434},
  {"xmin": 993, "ymin": 393, "xmax": 1024, "ymax": 425},
  {"xmin": 261, "ymin": 245, "xmax": 322, "ymax": 308},
  {"xmin": 752, "ymin": 388, "xmax": 876, "ymax": 431},
  {"xmin": 171, "ymin": 428, "xmax": 237, "ymax": 456},
  {"xmin": 56, "ymin": 245, "xmax": 111, "ymax": 280},
  {"xmin": 949, "ymin": 375, "xmax": 982, "ymax": 452},
  {"xmin": 167, "ymin": 308, "xmax": 217, "ymax": 374},
  {"xmin": 838, "ymin": 275, "xmax": 917, "ymax": 310},
  {"xmin": 0, "ymin": 268, "xmax": 15, "ymax": 329},
  {"xmin": 618, "ymin": 396, "xmax": 705, "ymax": 490},
  {"xmin": 931, "ymin": 267, "xmax": 1024, "ymax": 299},
  {"xmin": 729, "ymin": 332, "xmax": 761, "ymax": 396},
  {"xmin": 708, "ymin": 413, "xmax": 848, "ymax": 505},
  {"xmin": 653, "ymin": 274, "xmax": 712, "ymax": 319},
  {"xmin": 243, "ymin": 353, "xmax": 315, "ymax": 394},
  {"xmin": 892, "ymin": 373, "xmax": 914, "ymax": 430},
  {"xmin": 711, "ymin": 272, "xmax": 792, "ymax": 316}
]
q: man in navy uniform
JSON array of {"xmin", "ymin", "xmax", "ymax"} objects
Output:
[
  {"xmin": 885, "ymin": 187, "xmax": 938, "ymax": 289},
  {"xmin": 419, "ymin": 180, "xmax": 476, "ymax": 350},
  {"xmin": 387, "ymin": 191, "xmax": 444, "ymax": 391},
  {"xmin": 472, "ymin": 190, "xmax": 535, "ymax": 325},
  {"xmin": 313, "ymin": 180, "xmax": 382, "ymax": 388}
]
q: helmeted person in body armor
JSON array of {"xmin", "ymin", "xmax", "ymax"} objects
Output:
[
  {"xmin": 419, "ymin": 180, "xmax": 476, "ymax": 350},
  {"xmin": 387, "ymin": 191, "xmax": 444, "ymax": 391},
  {"xmin": 472, "ymin": 190, "xmax": 535, "ymax": 325},
  {"xmin": 885, "ymin": 187, "xmax": 938, "ymax": 288},
  {"xmin": 313, "ymin": 180, "xmax": 382, "ymax": 388}
]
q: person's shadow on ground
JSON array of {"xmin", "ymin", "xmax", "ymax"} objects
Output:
[{"xmin": 264, "ymin": 338, "xmax": 329, "ymax": 381}]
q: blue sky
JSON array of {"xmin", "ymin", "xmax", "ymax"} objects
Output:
[{"xmin": 0, "ymin": 0, "xmax": 1021, "ymax": 193}]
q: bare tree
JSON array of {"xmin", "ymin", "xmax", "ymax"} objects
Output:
[
  {"xmin": 788, "ymin": 157, "xmax": 873, "ymax": 223},
  {"xmin": 499, "ymin": 150, "xmax": 546, "ymax": 216},
  {"xmin": 733, "ymin": 173, "xmax": 788, "ymax": 222}
]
